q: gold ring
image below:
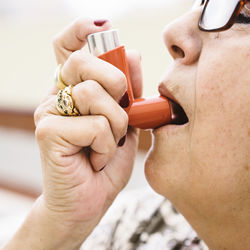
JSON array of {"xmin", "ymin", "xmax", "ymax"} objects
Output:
[
  {"xmin": 54, "ymin": 64, "xmax": 68, "ymax": 90},
  {"xmin": 56, "ymin": 85, "xmax": 80, "ymax": 116}
]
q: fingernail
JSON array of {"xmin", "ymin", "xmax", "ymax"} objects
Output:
[
  {"xmin": 119, "ymin": 92, "xmax": 130, "ymax": 108},
  {"xmin": 94, "ymin": 19, "xmax": 108, "ymax": 26},
  {"xmin": 118, "ymin": 135, "xmax": 126, "ymax": 147}
]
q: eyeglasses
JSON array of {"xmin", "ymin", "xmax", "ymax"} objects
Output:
[{"xmin": 193, "ymin": 0, "xmax": 250, "ymax": 32}]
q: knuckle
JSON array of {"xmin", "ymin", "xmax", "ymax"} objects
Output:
[
  {"xmin": 73, "ymin": 18, "xmax": 85, "ymax": 30},
  {"xmin": 34, "ymin": 96, "xmax": 56, "ymax": 126},
  {"xmin": 68, "ymin": 51, "xmax": 91, "ymax": 80},
  {"xmin": 116, "ymin": 110, "xmax": 128, "ymax": 134},
  {"xmin": 95, "ymin": 116, "xmax": 110, "ymax": 134},
  {"xmin": 35, "ymin": 118, "xmax": 50, "ymax": 142},
  {"xmin": 35, "ymin": 116, "xmax": 56, "ymax": 142},
  {"xmin": 75, "ymin": 80, "xmax": 99, "ymax": 100},
  {"xmin": 103, "ymin": 134, "xmax": 117, "ymax": 156},
  {"xmin": 68, "ymin": 50, "xmax": 82, "ymax": 66},
  {"xmin": 107, "ymin": 140, "xmax": 117, "ymax": 155},
  {"xmin": 34, "ymin": 107, "xmax": 42, "ymax": 126},
  {"xmin": 121, "ymin": 110, "xmax": 129, "ymax": 128},
  {"xmin": 78, "ymin": 51, "xmax": 93, "ymax": 73}
]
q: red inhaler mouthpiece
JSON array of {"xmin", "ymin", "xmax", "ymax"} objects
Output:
[
  {"xmin": 129, "ymin": 97, "xmax": 171, "ymax": 130},
  {"xmin": 87, "ymin": 30, "xmax": 172, "ymax": 129}
]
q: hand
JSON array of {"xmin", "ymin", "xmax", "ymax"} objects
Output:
[{"xmin": 33, "ymin": 18, "xmax": 142, "ymax": 248}]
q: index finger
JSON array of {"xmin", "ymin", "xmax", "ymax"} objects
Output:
[{"xmin": 53, "ymin": 18, "xmax": 112, "ymax": 64}]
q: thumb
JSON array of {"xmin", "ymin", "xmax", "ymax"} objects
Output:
[
  {"xmin": 53, "ymin": 18, "xmax": 112, "ymax": 65},
  {"xmin": 126, "ymin": 50, "xmax": 143, "ymax": 99}
]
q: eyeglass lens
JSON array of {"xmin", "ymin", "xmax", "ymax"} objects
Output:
[{"xmin": 199, "ymin": 0, "xmax": 242, "ymax": 31}]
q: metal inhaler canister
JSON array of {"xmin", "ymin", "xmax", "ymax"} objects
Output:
[{"xmin": 87, "ymin": 29, "xmax": 172, "ymax": 130}]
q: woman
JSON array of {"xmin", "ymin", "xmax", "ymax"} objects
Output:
[{"xmin": 3, "ymin": 0, "xmax": 250, "ymax": 249}]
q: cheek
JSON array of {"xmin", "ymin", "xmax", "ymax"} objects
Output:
[{"xmin": 190, "ymin": 45, "xmax": 250, "ymax": 196}]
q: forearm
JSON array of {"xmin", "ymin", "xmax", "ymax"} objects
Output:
[{"xmin": 2, "ymin": 196, "xmax": 90, "ymax": 250}]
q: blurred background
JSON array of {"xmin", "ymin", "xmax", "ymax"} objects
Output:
[{"xmin": 0, "ymin": 0, "xmax": 193, "ymax": 246}]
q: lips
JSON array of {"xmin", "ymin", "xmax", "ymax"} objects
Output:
[{"xmin": 158, "ymin": 83, "xmax": 189, "ymax": 125}]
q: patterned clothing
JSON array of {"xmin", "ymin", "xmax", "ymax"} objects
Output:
[{"xmin": 81, "ymin": 187, "xmax": 209, "ymax": 250}]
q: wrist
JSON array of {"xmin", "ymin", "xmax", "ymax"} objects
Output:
[{"xmin": 3, "ymin": 195, "xmax": 90, "ymax": 250}]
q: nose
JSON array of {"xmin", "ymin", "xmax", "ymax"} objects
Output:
[{"xmin": 163, "ymin": 10, "xmax": 202, "ymax": 65}]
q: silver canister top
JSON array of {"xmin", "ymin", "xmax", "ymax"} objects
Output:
[{"xmin": 87, "ymin": 29, "xmax": 120, "ymax": 57}]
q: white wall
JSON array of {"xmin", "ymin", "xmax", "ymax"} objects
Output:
[{"xmin": 0, "ymin": 0, "xmax": 193, "ymax": 109}]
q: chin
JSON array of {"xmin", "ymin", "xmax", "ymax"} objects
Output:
[
  {"xmin": 144, "ymin": 148, "xmax": 165, "ymax": 195},
  {"xmin": 144, "ymin": 123, "xmax": 191, "ymax": 201}
]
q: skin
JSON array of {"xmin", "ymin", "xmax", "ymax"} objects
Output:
[
  {"xmin": 146, "ymin": 6, "xmax": 250, "ymax": 250},
  {"xmin": 3, "ymin": 3, "xmax": 250, "ymax": 250},
  {"xmin": 3, "ymin": 19, "xmax": 143, "ymax": 250}
]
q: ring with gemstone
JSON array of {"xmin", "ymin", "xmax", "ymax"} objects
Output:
[{"xmin": 56, "ymin": 85, "xmax": 80, "ymax": 116}]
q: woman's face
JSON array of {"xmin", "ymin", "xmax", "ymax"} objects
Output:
[{"xmin": 145, "ymin": 2, "xmax": 250, "ymax": 236}]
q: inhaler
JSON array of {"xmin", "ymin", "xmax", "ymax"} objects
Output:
[{"xmin": 87, "ymin": 29, "xmax": 175, "ymax": 130}]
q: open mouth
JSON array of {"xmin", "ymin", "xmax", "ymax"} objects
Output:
[
  {"xmin": 158, "ymin": 83, "xmax": 189, "ymax": 126},
  {"xmin": 170, "ymin": 100, "xmax": 189, "ymax": 125}
]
